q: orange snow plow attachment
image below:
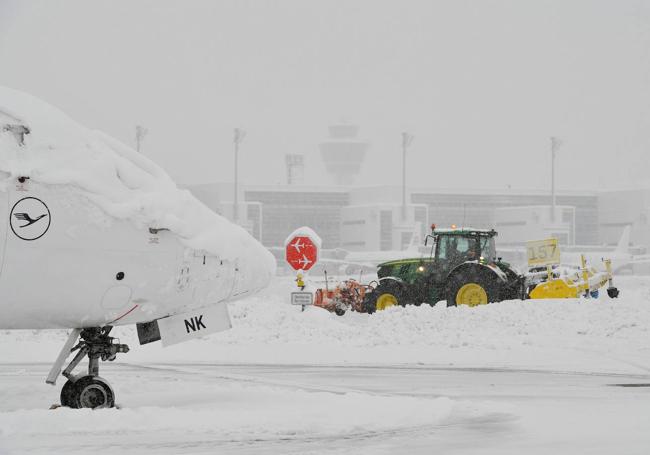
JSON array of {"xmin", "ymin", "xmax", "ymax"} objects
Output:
[{"xmin": 314, "ymin": 279, "xmax": 371, "ymax": 316}]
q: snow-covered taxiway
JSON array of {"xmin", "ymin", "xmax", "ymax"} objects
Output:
[{"xmin": 2, "ymin": 275, "xmax": 650, "ymax": 454}]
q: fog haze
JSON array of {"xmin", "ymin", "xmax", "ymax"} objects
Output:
[{"xmin": 1, "ymin": 0, "xmax": 649, "ymax": 190}]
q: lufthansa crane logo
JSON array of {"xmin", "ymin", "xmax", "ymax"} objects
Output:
[{"xmin": 10, "ymin": 197, "xmax": 51, "ymax": 241}]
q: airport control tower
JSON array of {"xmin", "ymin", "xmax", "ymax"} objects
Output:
[{"xmin": 319, "ymin": 123, "xmax": 369, "ymax": 186}]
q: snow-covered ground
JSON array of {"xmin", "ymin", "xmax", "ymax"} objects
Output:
[{"xmin": 1, "ymin": 275, "xmax": 650, "ymax": 454}]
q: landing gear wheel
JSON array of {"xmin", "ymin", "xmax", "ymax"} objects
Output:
[
  {"xmin": 49, "ymin": 326, "xmax": 128, "ymax": 409},
  {"xmin": 60, "ymin": 378, "xmax": 78, "ymax": 408},
  {"xmin": 607, "ymin": 287, "xmax": 620, "ymax": 298},
  {"xmin": 334, "ymin": 308, "xmax": 346, "ymax": 316},
  {"xmin": 60, "ymin": 376, "xmax": 115, "ymax": 409},
  {"xmin": 75, "ymin": 376, "xmax": 115, "ymax": 409}
]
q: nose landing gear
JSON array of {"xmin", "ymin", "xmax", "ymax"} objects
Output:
[{"xmin": 47, "ymin": 326, "xmax": 129, "ymax": 409}]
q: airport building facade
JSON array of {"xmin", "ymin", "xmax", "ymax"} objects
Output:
[{"xmin": 185, "ymin": 183, "xmax": 608, "ymax": 251}]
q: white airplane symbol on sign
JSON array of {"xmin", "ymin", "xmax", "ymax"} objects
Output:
[
  {"xmin": 297, "ymin": 255, "xmax": 312, "ymax": 268},
  {"xmin": 290, "ymin": 239, "xmax": 305, "ymax": 253}
]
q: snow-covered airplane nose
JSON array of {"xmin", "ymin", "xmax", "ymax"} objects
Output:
[
  {"xmin": 0, "ymin": 86, "xmax": 278, "ymax": 332},
  {"xmin": 233, "ymin": 235, "xmax": 277, "ymax": 297},
  {"xmin": 224, "ymin": 226, "xmax": 276, "ymax": 298}
]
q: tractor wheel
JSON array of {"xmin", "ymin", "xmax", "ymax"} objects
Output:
[
  {"xmin": 499, "ymin": 266, "xmax": 524, "ymax": 301},
  {"xmin": 365, "ymin": 282, "xmax": 403, "ymax": 312},
  {"xmin": 446, "ymin": 267, "xmax": 499, "ymax": 307}
]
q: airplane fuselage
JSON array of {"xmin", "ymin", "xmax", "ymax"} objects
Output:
[{"xmin": 0, "ymin": 181, "xmax": 264, "ymax": 329}]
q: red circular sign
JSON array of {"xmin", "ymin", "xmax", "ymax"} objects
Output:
[{"xmin": 285, "ymin": 236, "xmax": 318, "ymax": 271}]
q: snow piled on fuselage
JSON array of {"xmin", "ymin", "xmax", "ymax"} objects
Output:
[{"xmin": 0, "ymin": 86, "xmax": 275, "ymax": 278}]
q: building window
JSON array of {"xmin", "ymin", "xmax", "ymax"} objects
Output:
[
  {"xmin": 380, "ymin": 210, "xmax": 393, "ymax": 251},
  {"xmin": 401, "ymin": 232, "xmax": 412, "ymax": 249},
  {"xmin": 495, "ymin": 221, "xmax": 527, "ymax": 227},
  {"xmin": 414, "ymin": 206, "xmax": 427, "ymax": 243},
  {"xmin": 342, "ymin": 241, "xmax": 366, "ymax": 247},
  {"xmin": 247, "ymin": 204, "xmax": 262, "ymax": 241}
]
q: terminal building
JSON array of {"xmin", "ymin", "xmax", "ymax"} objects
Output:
[
  {"xmin": 184, "ymin": 182, "xmax": 601, "ymax": 251},
  {"xmin": 598, "ymin": 188, "xmax": 650, "ymax": 249},
  {"xmin": 183, "ymin": 122, "xmax": 644, "ymax": 256}
]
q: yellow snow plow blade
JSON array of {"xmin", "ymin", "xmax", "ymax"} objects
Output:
[
  {"xmin": 528, "ymin": 255, "xmax": 616, "ymax": 300},
  {"xmin": 529, "ymin": 278, "xmax": 579, "ymax": 299}
]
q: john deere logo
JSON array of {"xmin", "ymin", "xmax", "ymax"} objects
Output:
[{"xmin": 10, "ymin": 197, "xmax": 51, "ymax": 241}]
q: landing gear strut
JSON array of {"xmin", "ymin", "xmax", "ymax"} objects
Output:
[{"xmin": 46, "ymin": 326, "xmax": 129, "ymax": 409}]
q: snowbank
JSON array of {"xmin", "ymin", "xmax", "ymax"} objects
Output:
[
  {"xmin": 4, "ymin": 276, "xmax": 649, "ymax": 374},
  {"xmin": 0, "ymin": 86, "xmax": 275, "ymax": 273},
  {"xmin": 192, "ymin": 275, "xmax": 650, "ymax": 372}
]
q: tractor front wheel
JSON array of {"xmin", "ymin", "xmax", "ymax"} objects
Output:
[
  {"xmin": 365, "ymin": 282, "xmax": 403, "ymax": 313},
  {"xmin": 376, "ymin": 292, "xmax": 399, "ymax": 311}
]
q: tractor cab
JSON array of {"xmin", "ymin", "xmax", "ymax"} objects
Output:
[
  {"xmin": 426, "ymin": 226, "xmax": 497, "ymax": 269},
  {"xmin": 376, "ymin": 226, "xmax": 499, "ymax": 283}
]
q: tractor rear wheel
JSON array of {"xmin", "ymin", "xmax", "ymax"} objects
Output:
[{"xmin": 446, "ymin": 267, "xmax": 499, "ymax": 307}]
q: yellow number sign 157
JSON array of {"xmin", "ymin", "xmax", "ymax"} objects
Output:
[{"xmin": 526, "ymin": 238, "xmax": 560, "ymax": 267}]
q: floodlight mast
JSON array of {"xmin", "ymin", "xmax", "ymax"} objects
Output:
[
  {"xmin": 233, "ymin": 127, "xmax": 246, "ymax": 224},
  {"xmin": 401, "ymin": 132, "xmax": 414, "ymax": 221},
  {"xmin": 135, "ymin": 125, "xmax": 148, "ymax": 153},
  {"xmin": 550, "ymin": 136, "xmax": 562, "ymax": 222}
]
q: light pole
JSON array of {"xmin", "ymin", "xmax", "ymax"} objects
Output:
[
  {"xmin": 550, "ymin": 136, "xmax": 562, "ymax": 222},
  {"xmin": 135, "ymin": 125, "xmax": 148, "ymax": 153},
  {"xmin": 401, "ymin": 132, "xmax": 414, "ymax": 220},
  {"xmin": 233, "ymin": 127, "xmax": 246, "ymax": 224}
]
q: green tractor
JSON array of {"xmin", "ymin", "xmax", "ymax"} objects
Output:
[{"xmin": 363, "ymin": 226, "xmax": 524, "ymax": 312}]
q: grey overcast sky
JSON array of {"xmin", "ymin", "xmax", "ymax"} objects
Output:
[{"xmin": 1, "ymin": 0, "xmax": 649, "ymax": 191}]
